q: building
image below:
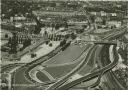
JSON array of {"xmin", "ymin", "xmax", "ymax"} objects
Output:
[
  {"xmin": 33, "ymin": 10, "xmax": 87, "ymax": 18},
  {"xmin": 95, "ymin": 17, "xmax": 103, "ymax": 24},
  {"xmin": 67, "ymin": 21, "xmax": 88, "ymax": 26},
  {"xmin": 107, "ymin": 20, "xmax": 122, "ymax": 28},
  {"xmin": 13, "ymin": 15, "xmax": 26, "ymax": 21}
]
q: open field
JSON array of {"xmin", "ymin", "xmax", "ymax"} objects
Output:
[{"xmin": 43, "ymin": 44, "xmax": 89, "ymax": 65}]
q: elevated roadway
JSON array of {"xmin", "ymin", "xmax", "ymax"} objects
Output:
[
  {"xmin": 2, "ymin": 15, "xmax": 127, "ymax": 90},
  {"xmin": 45, "ymin": 26, "xmax": 127, "ymax": 90},
  {"xmin": 55, "ymin": 45, "xmax": 119, "ymax": 90},
  {"xmin": 81, "ymin": 40, "xmax": 117, "ymax": 45}
]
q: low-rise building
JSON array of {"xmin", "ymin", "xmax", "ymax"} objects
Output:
[
  {"xmin": 13, "ymin": 16, "xmax": 26, "ymax": 21},
  {"xmin": 107, "ymin": 20, "xmax": 122, "ymax": 28}
]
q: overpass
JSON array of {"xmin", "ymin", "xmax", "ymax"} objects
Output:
[
  {"xmin": 45, "ymin": 26, "xmax": 126, "ymax": 90},
  {"xmin": 78, "ymin": 40, "xmax": 117, "ymax": 45},
  {"xmin": 93, "ymin": 41, "xmax": 117, "ymax": 45}
]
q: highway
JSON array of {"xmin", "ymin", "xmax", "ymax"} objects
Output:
[
  {"xmin": 44, "ymin": 26, "xmax": 127, "ymax": 90},
  {"xmin": 1, "ymin": 14, "xmax": 92, "ymax": 90},
  {"xmin": 1, "ymin": 63, "xmax": 24, "ymax": 73},
  {"xmin": 10, "ymin": 43, "xmax": 90, "ymax": 90},
  {"xmin": 2, "ymin": 16, "xmax": 127, "ymax": 90},
  {"xmin": 102, "ymin": 26, "xmax": 127, "ymax": 40},
  {"xmin": 55, "ymin": 45, "xmax": 119, "ymax": 90},
  {"xmin": 11, "ymin": 46, "xmax": 61, "ymax": 90},
  {"xmin": 1, "ymin": 2, "xmax": 128, "ymax": 90},
  {"xmin": 100, "ymin": 45, "xmax": 126, "ymax": 89},
  {"xmin": 27, "ymin": 44, "xmax": 91, "ymax": 83},
  {"xmin": 90, "ymin": 70, "xmax": 104, "ymax": 88},
  {"xmin": 45, "ymin": 45, "xmax": 99, "ymax": 90}
]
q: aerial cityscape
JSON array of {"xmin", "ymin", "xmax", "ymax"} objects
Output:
[{"xmin": 1, "ymin": 0, "xmax": 128, "ymax": 90}]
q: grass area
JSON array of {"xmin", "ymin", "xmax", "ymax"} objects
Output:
[
  {"xmin": 43, "ymin": 44, "xmax": 88, "ymax": 65},
  {"xmin": 14, "ymin": 68, "xmax": 32, "ymax": 84},
  {"xmin": 44, "ymin": 62, "xmax": 79, "ymax": 79},
  {"xmin": 78, "ymin": 65, "xmax": 91, "ymax": 76},
  {"xmin": 13, "ymin": 85, "xmax": 43, "ymax": 90},
  {"xmin": 13, "ymin": 67, "xmax": 36, "ymax": 90},
  {"xmin": 41, "ymin": 44, "xmax": 90, "ymax": 79},
  {"xmin": 36, "ymin": 71, "xmax": 50, "ymax": 82}
]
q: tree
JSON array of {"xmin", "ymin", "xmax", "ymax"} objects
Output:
[
  {"xmin": 102, "ymin": 18, "xmax": 106, "ymax": 25},
  {"xmin": 9, "ymin": 33, "xmax": 18, "ymax": 54},
  {"xmin": 23, "ymin": 39, "xmax": 27, "ymax": 49},
  {"xmin": 55, "ymin": 23, "xmax": 60, "ymax": 30},
  {"xmin": 31, "ymin": 53, "xmax": 35, "ymax": 58},
  {"xmin": 51, "ymin": 23, "xmax": 55, "ymax": 31},
  {"xmin": 82, "ymin": 25, "xmax": 87, "ymax": 29},
  {"xmin": 5, "ymin": 34, "xmax": 8, "ymax": 38},
  {"xmin": 76, "ymin": 29, "xmax": 84, "ymax": 34},
  {"xmin": 90, "ymin": 15, "xmax": 95, "ymax": 23},
  {"xmin": 58, "ymin": 35, "xmax": 62, "ymax": 41},
  {"xmin": 51, "ymin": 34, "xmax": 54, "ymax": 41},
  {"xmin": 8, "ymin": 37, "xmax": 12, "ymax": 45},
  {"xmin": 62, "ymin": 41, "xmax": 71, "ymax": 51},
  {"xmin": 34, "ymin": 25, "xmax": 41, "ymax": 34},
  {"xmin": 60, "ymin": 39, "xmax": 66, "ymax": 47},
  {"xmin": 49, "ymin": 43, "xmax": 52, "ymax": 47},
  {"xmin": 46, "ymin": 41, "xmax": 49, "ymax": 45},
  {"xmin": 43, "ymin": 31, "xmax": 48, "ymax": 39},
  {"xmin": 71, "ymin": 33, "xmax": 77, "ymax": 39},
  {"xmin": 64, "ymin": 21, "xmax": 68, "ymax": 29},
  {"xmin": 65, "ymin": 34, "xmax": 70, "ymax": 39},
  {"xmin": 28, "ymin": 38, "xmax": 31, "ymax": 45}
]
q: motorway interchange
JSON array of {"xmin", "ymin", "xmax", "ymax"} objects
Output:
[{"xmin": 1, "ymin": 26, "xmax": 127, "ymax": 90}]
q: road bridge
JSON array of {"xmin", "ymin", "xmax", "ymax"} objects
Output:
[{"xmin": 78, "ymin": 40, "xmax": 117, "ymax": 45}]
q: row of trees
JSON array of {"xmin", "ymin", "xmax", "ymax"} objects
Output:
[
  {"xmin": 61, "ymin": 41, "xmax": 71, "ymax": 51},
  {"xmin": 8, "ymin": 33, "xmax": 32, "ymax": 53},
  {"xmin": 8, "ymin": 33, "xmax": 18, "ymax": 54},
  {"xmin": 33, "ymin": 21, "xmax": 68, "ymax": 34},
  {"xmin": 22, "ymin": 38, "xmax": 31, "ymax": 49},
  {"xmin": 44, "ymin": 32, "xmax": 76, "ymax": 41},
  {"xmin": 59, "ymin": 39, "xmax": 71, "ymax": 51},
  {"xmin": 33, "ymin": 14, "xmax": 69, "ymax": 34}
]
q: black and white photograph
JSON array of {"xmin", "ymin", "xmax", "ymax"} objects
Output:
[{"xmin": 0, "ymin": 0, "xmax": 128, "ymax": 90}]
